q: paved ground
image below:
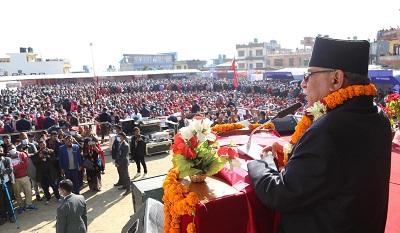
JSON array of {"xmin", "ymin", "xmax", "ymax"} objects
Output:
[{"xmin": 0, "ymin": 141, "xmax": 173, "ymax": 233}]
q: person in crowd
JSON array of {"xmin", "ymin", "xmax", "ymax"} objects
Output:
[
  {"xmin": 247, "ymin": 37, "xmax": 392, "ymax": 233},
  {"xmin": 130, "ymin": 108, "xmax": 142, "ymax": 121},
  {"xmin": 6, "ymin": 144, "xmax": 38, "ymax": 214},
  {"xmin": 58, "ymin": 136, "xmax": 82, "ymax": 195},
  {"xmin": 130, "ymin": 127, "xmax": 147, "ymax": 179},
  {"xmin": 3, "ymin": 116, "xmax": 14, "ymax": 133},
  {"xmin": 178, "ymin": 113, "xmax": 189, "ymax": 129},
  {"xmin": 46, "ymin": 131, "xmax": 63, "ymax": 160},
  {"xmin": 191, "ymin": 99, "xmax": 201, "ymax": 114},
  {"xmin": 82, "ymin": 125, "xmax": 97, "ymax": 140},
  {"xmin": 258, "ymin": 111, "xmax": 267, "ymax": 124},
  {"xmin": 42, "ymin": 111, "xmax": 56, "ymax": 130},
  {"xmin": 16, "ymin": 113, "xmax": 32, "ymax": 132},
  {"xmin": 16, "ymin": 132, "xmax": 40, "ymax": 201},
  {"xmin": 98, "ymin": 108, "xmax": 111, "ymax": 143},
  {"xmin": 82, "ymin": 138, "xmax": 103, "ymax": 191},
  {"xmin": 56, "ymin": 179, "xmax": 87, "ymax": 233},
  {"xmin": 32, "ymin": 140, "xmax": 61, "ymax": 205},
  {"xmin": 0, "ymin": 146, "xmax": 15, "ymax": 224},
  {"xmin": 111, "ymin": 125, "xmax": 123, "ymax": 186},
  {"xmin": 66, "ymin": 113, "xmax": 79, "ymax": 127},
  {"xmin": 1, "ymin": 135, "xmax": 11, "ymax": 153},
  {"xmin": 139, "ymin": 103, "xmax": 150, "ymax": 118},
  {"xmin": 28, "ymin": 133, "xmax": 39, "ymax": 150},
  {"xmin": 109, "ymin": 112, "xmax": 119, "ymax": 127},
  {"xmin": 115, "ymin": 132, "xmax": 130, "ymax": 195}
]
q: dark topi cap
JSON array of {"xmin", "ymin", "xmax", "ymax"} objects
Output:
[{"xmin": 309, "ymin": 37, "xmax": 370, "ymax": 76}]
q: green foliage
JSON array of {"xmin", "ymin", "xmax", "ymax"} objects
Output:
[{"xmin": 172, "ymin": 140, "xmax": 228, "ymax": 178}]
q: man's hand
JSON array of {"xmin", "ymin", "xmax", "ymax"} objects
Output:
[
  {"xmin": 61, "ymin": 169, "xmax": 65, "ymax": 176},
  {"xmin": 115, "ymin": 163, "xmax": 119, "ymax": 167}
]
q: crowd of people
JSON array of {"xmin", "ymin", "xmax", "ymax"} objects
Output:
[{"xmin": 0, "ymin": 66, "xmax": 393, "ymax": 231}]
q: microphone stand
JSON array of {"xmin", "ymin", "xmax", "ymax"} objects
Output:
[{"xmin": 238, "ymin": 103, "xmax": 302, "ymax": 160}]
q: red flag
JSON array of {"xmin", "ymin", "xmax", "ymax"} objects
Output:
[{"xmin": 230, "ymin": 57, "xmax": 238, "ymax": 88}]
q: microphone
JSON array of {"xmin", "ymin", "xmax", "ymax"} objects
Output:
[{"xmin": 238, "ymin": 102, "xmax": 302, "ymax": 159}]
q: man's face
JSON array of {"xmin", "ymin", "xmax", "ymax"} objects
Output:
[
  {"xmin": 39, "ymin": 142, "xmax": 46, "ymax": 150},
  {"xmin": 65, "ymin": 138, "xmax": 73, "ymax": 146},
  {"xmin": 301, "ymin": 67, "xmax": 334, "ymax": 106},
  {"xmin": 134, "ymin": 129, "xmax": 140, "ymax": 136},
  {"xmin": 51, "ymin": 135, "xmax": 58, "ymax": 140}
]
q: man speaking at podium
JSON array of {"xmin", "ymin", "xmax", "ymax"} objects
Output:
[{"xmin": 248, "ymin": 37, "xmax": 391, "ymax": 233}]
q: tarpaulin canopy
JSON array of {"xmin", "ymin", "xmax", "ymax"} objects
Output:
[
  {"xmin": 368, "ymin": 70, "xmax": 400, "ymax": 85},
  {"xmin": 265, "ymin": 71, "xmax": 293, "ymax": 80}
]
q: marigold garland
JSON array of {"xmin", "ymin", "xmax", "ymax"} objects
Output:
[
  {"xmin": 163, "ymin": 168, "xmax": 199, "ymax": 233},
  {"xmin": 248, "ymin": 122, "xmax": 275, "ymax": 130},
  {"xmin": 284, "ymin": 83, "xmax": 377, "ymax": 161},
  {"xmin": 211, "ymin": 122, "xmax": 245, "ymax": 132}
]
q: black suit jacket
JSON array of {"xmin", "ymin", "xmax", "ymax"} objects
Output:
[
  {"xmin": 130, "ymin": 135, "xmax": 146, "ymax": 160},
  {"xmin": 16, "ymin": 118, "xmax": 32, "ymax": 131},
  {"xmin": 111, "ymin": 135, "xmax": 119, "ymax": 160},
  {"xmin": 248, "ymin": 96, "xmax": 391, "ymax": 233}
]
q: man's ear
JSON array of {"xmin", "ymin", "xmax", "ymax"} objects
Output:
[{"xmin": 330, "ymin": 70, "xmax": 346, "ymax": 91}]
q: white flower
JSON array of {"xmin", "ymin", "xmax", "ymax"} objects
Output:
[
  {"xmin": 180, "ymin": 127, "xmax": 194, "ymax": 140},
  {"xmin": 306, "ymin": 101, "xmax": 327, "ymax": 121},
  {"xmin": 193, "ymin": 118, "xmax": 215, "ymax": 142},
  {"xmin": 283, "ymin": 143, "xmax": 293, "ymax": 156}
]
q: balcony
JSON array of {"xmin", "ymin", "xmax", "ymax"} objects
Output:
[
  {"xmin": 244, "ymin": 56, "xmax": 264, "ymax": 60},
  {"xmin": 378, "ymin": 54, "xmax": 400, "ymax": 66}
]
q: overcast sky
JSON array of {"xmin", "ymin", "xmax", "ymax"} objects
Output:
[{"xmin": 1, "ymin": 0, "xmax": 399, "ymax": 72}]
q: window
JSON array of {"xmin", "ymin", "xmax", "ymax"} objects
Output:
[
  {"xmin": 238, "ymin": 51, "xmax": 245, "ymax": 57},
  {"xmin": 256, "ymin": 63, "xmax": 263, "ymax": 68},
  {"xmin": 249, "ymin": 63, "xmax": 253, "ymax": 69},
  {"xmin": 256, "ymin": 50, "xmax": 263, "ymax": 56},
  {"xmin": 303, "ymin": 59, "xmax": 309, "ymax": 66},
  {"xmin": 274, "ymin": 59, "xmax": 283, "ymax": 67},
  {"xmin": 249, "ymin": 51, "xmax": 253, "ymax": 57},
  {"xmin": 176, "ymin": 66, "xmax": 181, "ymax": 69},
  {"xmin": 238, "ymin": 63, "xmax": 245, "ymax": 69},
  {"xmin": 298, "ymin": 58, "xmax": 302, "ymax": 66},
  {"xmin": 289, "ymin": 58, "xmax": 294, "ymax": 67}
]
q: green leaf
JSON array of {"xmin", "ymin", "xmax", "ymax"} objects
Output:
[
  {"xmin": 206, "ymin": 157, "xmax": 228, "ymax": 176},
  {"xmin": 179, "ymin": 168, "xmax": 202, "ymax": 178},
  {"xmin": 172, "ymin": 154, "xmax": 194, "ymax": 171}
]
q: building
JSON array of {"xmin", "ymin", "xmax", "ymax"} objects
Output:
[
  {"xmin": 236, "ymin": 38, "xmax": 313, "ymax": 70},
  {"xmin": 119, "ymin": 52, "xmax": 177, "ymax": 71},
  {"xmin": 375, "ymin": 27, "xmax": 400, "ymax": 68},
  {"xmin": 0, "ymin": 47, "xmax": 71, "ymax": 76},
  {"xmin": 174, "ymin": 59, "xmax": 207, "ymax": 70}
]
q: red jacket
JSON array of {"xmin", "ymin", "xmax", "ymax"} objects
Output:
[{"xmin": 10, "ymin": 152, "xmax": 29, "ymax": 178}]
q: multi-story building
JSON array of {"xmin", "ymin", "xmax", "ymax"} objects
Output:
[
  {"xmin": 375, "ymin": 27, "xmax": 400, "ymax": 68},
  {"xmin": 119, "ymin": 52, "xmax": 177, "ymax": 71},
  {"xmin": 0, "ymin": 47, "xmax": 71, "ymax": 76},
  {"xmin": 236, "ymin": 38, "xmax": 313, "ymax": 70},
  {"xmin": 174, "ymin": 59, "xmax": 207, "ymax": 70}
]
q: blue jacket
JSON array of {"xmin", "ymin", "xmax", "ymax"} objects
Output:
[{"xmin": 58, "ymin": 144, "xmax": 82, "ymax": 171}]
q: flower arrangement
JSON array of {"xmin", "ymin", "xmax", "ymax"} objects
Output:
[
  {"xmin": 248, "ymin": 122, "xmax": 275, "ymax": 130},
  {"xmin": 211, "ymin": 122, "xmax": 245, "ymax": 133},
  {"xmin": 386, "ymin": 93, "xmax": 400, "ymax": 119},
  {"xmin": 380, "ymin": 105, "xmax": 396, "ymax": 132},
  {"xmin": 171, "ymin": 116, "xmax": 229, "ymax": 178},
  {"xmin": 283, "ymin": 83, "xmax": 377, "ymax": 160}
]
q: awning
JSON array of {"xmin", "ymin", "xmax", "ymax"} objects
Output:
[
  {"xmin": 265, "ymin": 71, "xmax": 293, "ymax": 80},
  {"xmin": 368, "ymin": 70, "xmax": 400, "ymax": 85}
]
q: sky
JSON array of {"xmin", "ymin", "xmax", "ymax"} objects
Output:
[{"xmin": 0, "ymin": 0, "xmax": 399, "ymax": 72}]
